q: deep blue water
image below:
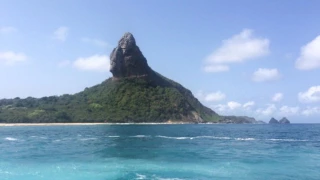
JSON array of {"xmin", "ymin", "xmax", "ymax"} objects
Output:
[{"xmin": 1, "ymin": 124, "xmax": 320, "ymax": 180}]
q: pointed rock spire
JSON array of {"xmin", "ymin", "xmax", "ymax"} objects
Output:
[
  {"xmin": 119, "ymin": 32, "xmax": 136, "ymax": 50},
  {"xmin": 110, "ymin": 32, "xmax": 151, "ymax": 78},
  {"xmin": 269, "ymin": 117, "xmax": 279, "ymax": 124},
  {"xmin": 279, "ymin": 117, "xmax": 290, "ymax": 124}
]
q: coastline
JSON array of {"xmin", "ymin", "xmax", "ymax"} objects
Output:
[{"xmin": 0, "ymin": 122, "xmax": 195, "ymax": 126}]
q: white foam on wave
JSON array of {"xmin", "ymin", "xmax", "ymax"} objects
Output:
[
  {"xmin": 266, "ymin": 138, "xmax": 309, "ymax": 142},
  {"xmin": 130, "ymin": 135, "xmax": 151, "ymax": 138},
  {"xmin": 155, "ymin": 176, "xmax": 185, "ymax": 180},
  {"xmin": 195, "ymin": 136, "xmax": 232, "ymax": 140},
  {"xmin": 79, "ymin": 138, "xmax": 98, "ymax": 141},
  {"xmin": 138, "ymin": 135, "xmax": 312, "ymax": 142},
  {"xmin": 4, "ymin": 137, "xmax": 18, "ymax": 141},
  {"xmin": 156, "ymin": 136, "xmax": 190, "ymax": 140},
  {"xmin": 235, "ymin": 138, "xmax": 256, "ymax": 141},
  {"xmin": 156, "ymin": 135, "xmax": 234, "ymax": 140},
  {"xmin": 0, "ymin": 170, "xmax": 14, "ymax": 175},
  {"xmin": 135, "ymin": 173, "xmax": 147, "ymax": 179},
  {"xmin": 30, "ymin": 136, "xmax": 47, "ymax": 139},
  {"xmin": 135, "ymin": 174, "xmax": 185, "ymax": 180},
  {"xmin": 107, "ymin": 136, "xmax": 120, "ymax": 138}
]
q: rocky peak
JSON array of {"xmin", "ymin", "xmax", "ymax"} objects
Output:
[
  {"xmin": 269, "ymin": 117, "xmax": 279, "ymax": 124},
  {"xmin": 279, "ymin": 117, "xmax": 290, "ymax": 124},
  {"xmin": 110, "ymin": 32, "xmax": 151, "ymax": 79},
  {"xmin": 119, "ymin": 32, "xmax": 136, "ymax": 50}
]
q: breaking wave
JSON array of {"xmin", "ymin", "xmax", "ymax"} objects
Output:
[{"xmin": 4, "ymin": 137, "xmax": 18, "ymax": 141}]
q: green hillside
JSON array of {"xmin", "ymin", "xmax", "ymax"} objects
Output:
[{"xmin": 0, "ymin": 71, "xmax": 219, "ymax": 123}]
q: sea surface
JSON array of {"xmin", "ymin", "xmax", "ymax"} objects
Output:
[{"xmin": 1, "ymin": 124, "xmax": 320, "ymax": 180}]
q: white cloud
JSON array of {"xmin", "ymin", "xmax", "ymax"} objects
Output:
[
  {"xmin": 302, "ymin": 107, "xmax": 320, "ymax": 116},
  {"xmin": 196, "ymin": 90, "xmax": 226, "ymax": 102},
  {"xmin": 204, "ymin": 91, "xmax": 226, "ymax": 102},
  {"xmin": 0, "ymin": 26, "xmax": 17, "ymax": 34},
  {"xmin": 212, "ymin": 101, "xmax": 243, "ymax": 114},
  {"xmin": 57, "ymin": 60, "xmax": 71, "ymax": 68},
  {"xmin": 295, "ymin": 35, "xmax": 320, "ymax": 70},
  {"xmin": 280, "ymin": 106, "xmax": 300, "ymax": 116},
  {"xmin": 73, "ymin": 54, "xmax": 109, "ymax": 72},
  {"xmin": 81, "ymin": 37, "xmax": 109, "ymax": 48},
  {"xmin": 0, "ymin": 51, "xmax": 27, "ymax": 65},
  {"xmin": 203, "ymin": 65, "xmax": 229, "ymax": 73},
  {"xmin": 272, "ymin": 93, "xmax": 283, "ymax": 102},
  {"xmin": 243, "ymin": 101, "xmax": 255, "ymax": 109},
  {"xmin": 256, "ymin": 104, "xmax": 276, "ymax": 116},
  {"xmin": 213, "ymin": 104, "xmax": 228, "ymax": 113},
  {"xmin": 298, "ymin": 86, "xmax": 320, "ymax": 103},
  {"xmin": 53, "ymin": 26, "xmax": 69, "ymax": 42},
  {"xmin": 204, "ymin": 29, "xmax": 269, "ymax": 73},
  {"xmin": 252, "ymin": 68, "xmax": 280, "ymax": 82},
  {"xmin": 227, "ymin": 101, "xmax": 242, "ymax": 110}
]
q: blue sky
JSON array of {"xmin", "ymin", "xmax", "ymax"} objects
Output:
[{"xmin": 1, "ymin": 0, "xmax": 320, "ymax": 123}]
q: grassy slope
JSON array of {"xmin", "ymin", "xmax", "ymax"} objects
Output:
[{"xmin": 0, "ymin": 71, "xmax": 219, "ymax": 123}]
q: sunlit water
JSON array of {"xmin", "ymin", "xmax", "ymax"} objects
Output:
[{"xmin": 1, "ymin": 124, "xmax": 320, "ymax": 180}]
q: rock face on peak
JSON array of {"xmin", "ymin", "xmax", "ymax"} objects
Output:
[
  {"xmin": 110, "ymin": 32, "xmax": 151, "ymax": 78},
  {"xmin": 269, "ymin": 117, "xmax": 279, "ymax": 124},
  {"xmin": 279, "ymin": 117, "xmax": 290, "ymax": 124}
]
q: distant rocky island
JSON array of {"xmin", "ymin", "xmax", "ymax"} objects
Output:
[
  {"xmin": 269, "ymin": 117, "xmax": 290, "ymax": 124},
  {"xmin": 0, "ymin": 33, "xmax": 261, "ymax": 124}
]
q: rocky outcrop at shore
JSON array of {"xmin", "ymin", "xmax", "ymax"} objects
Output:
[
  {"xmin": 279, "ymin": 117, "xmax": 290, "ymax": 124},
  {"xmin": 269, "ymin": 117, "xmax": 279, "ymax": 124},
  {"xmin": 269, "ymin": 117, "xmax": 291, "ymax": 124}
]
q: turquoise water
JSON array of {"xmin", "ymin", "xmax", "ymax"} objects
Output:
[{"xmin": 1, "ymin": 124, "xmax": 320, "ymax": 180}]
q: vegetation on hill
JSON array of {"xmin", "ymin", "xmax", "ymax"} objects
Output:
[{"xmin": 0, "ymin": 72, "xmax": 219, "ymax": 123}]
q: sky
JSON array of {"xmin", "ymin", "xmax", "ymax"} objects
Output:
[{"xmin": 1, "ymin": 0, "xmax": 320, "ymax": 123}]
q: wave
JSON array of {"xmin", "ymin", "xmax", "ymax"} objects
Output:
[
  {"xmin": 135, "ymin": 174, "xmax": 184, "ymax": 180},
  {"xmin": 235, "ymin": 138, "xmax": 256, "ymax": 141},
  {"xmin": 266, "ymin": 138, "xmax": 309, "ymax": 142},
  {"xmin": 4, "ymin": 137, "xmax": 18, "ymax": 141},
  {"xmin": 45, "ymin": 135, "xmax": 312, "ymax": 142},
  {"xmin": 79, "ymin": 138, "xmax": 98, "ymax": 141},
  {"xmin": 29, "ymin": 136, "xmax": 47, "ymax": 139},
  {"xmin": 154, "ymin": 136, "xmax": 312, "ymax": 142},
  {"xmin": 130, "ymin": 135, "xmax": 151, "ymax": 138},
  {"xmin": 0, "ymin": 170, "xmax": 13, "ymax": 175},
  {"xmin": 156, "ymin": 178, "xmax": 185, "ymax": 180},
  {"xmin": 194, "ymin": 136, "xmax": 232, "ymax": 140},
  {"xmin": 156, "ymin": 135, "xmax": 191, "ymax": 140},
  {"xmin": 106, "ymin": 136, "xmax": 120, "ymax": 138},
  {"xmin": 156, "ymin": 135, "xmax": 233, "ymax": 140},
  {"xmin": 135, "ymin": 173, "xmax": 147, "ymax": 180}
]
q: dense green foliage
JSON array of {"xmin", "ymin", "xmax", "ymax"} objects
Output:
[{"xmin": 0, "ymin": 72, "xmax": 220, "ymax": 123}]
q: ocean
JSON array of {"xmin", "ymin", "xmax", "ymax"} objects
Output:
[{"xmin": 0, "ymin": 124, "xmax": 320, "ymax": 180}]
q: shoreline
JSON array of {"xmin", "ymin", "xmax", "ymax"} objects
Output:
[{"xmin": 0, "ymin": 122, "xmax": 196, "ymax": 126}]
